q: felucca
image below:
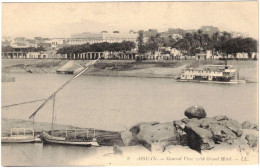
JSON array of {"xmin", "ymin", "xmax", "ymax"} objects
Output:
[{"xmin": 28, "ymin": 59, "xmax": 100, "ymax": 147}]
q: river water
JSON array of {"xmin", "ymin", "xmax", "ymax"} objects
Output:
[{"xmin": 1, "ymin": 72, "xmax": 258, "ymax": 166}]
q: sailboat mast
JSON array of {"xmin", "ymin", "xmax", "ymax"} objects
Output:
[
  {"xmin": 29, "ymin": 58, "xmax": 100, "ymax": 120},
  {"xmin": 51, "ymin": 95, "xmax": 56, "ymax": 137}
]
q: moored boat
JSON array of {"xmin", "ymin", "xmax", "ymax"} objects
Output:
[
  {"xmin": 28, "ymin": 59, "xmax": 101, "ymax": 147},
  {"xmin": 1, "ymin": 128, "xmax": 41, "ymax": 143},
  {"xmin": 40, "ymin": 131, "xmax": 100, "ymax": 147},
  {"xmin": 176, "ymin": 64, "xmax": 246, "ymax": 84}
]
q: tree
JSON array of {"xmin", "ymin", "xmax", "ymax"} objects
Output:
[
  {"xmin": 137, "ymin": 30, "xmax": 146, "ymax": 54},
  {"xmin": 220, "ymin": 37, "xmax": 257, "ymax": 55},
  {"xmin": 173, "ymin": 39, "xmax": 190, "ymax": 54},
  {"xmin": 2, "ymin": 45, "xmax": 14, "ymax": 52}
]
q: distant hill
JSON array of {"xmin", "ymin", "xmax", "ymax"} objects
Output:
[
  {"xmin": 200, "ymin": 26, "xmax": 219, "ymax": 36},
  {"xmin": 144, "ymin": 26, "xmax": 220, "ymax": 38}
]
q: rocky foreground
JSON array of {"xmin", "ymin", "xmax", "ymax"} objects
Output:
[
  {"xmin": 2, "ymin": 106, "xmax": 258, "ymax": 165},
  {"xmin": 69, "ymin": 106, "xmax": 259, "ymax": 165},
  {"xmin": 2, "ymin": 106, "xmax": 258, "ymax": 154},
  {"xmin": 118, "ymin": 106, "xmax": 258, "ymax": 155}
]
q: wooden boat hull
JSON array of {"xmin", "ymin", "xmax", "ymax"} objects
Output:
[
  {"xmin": 177, "ymin": 79, "xmax": 246, "ymax": 84},
  {"xmin": 1, "ymin": 137, "xmax": 41, "ymax": 143},
  {"xmin": 41, "ymin": 132, "xmax": 100, "ymax": 147}
]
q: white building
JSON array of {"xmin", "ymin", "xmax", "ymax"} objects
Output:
[
  {"xmin": 251, "ymin": 52, "xmax": 258, "ymax": 59},
  {"xmin": 170, "ymin": 48, "xmax": 182, "ymax": 57},
  {"xmin": 46, "ymin": 38, "xmax": 66, "ymax": 49},
  {"xmin": 170, "ymin": 33, "xmax": 183, "ymax": 40},
  {"xmin": 27, "ymin": 52, "xmax": 48, "ymax": 59},
  {"xmin": 68, "ymin": 31, "xmax": 138, "ymax": 45},
  {"xmin": 236, "ymin": 53, "xmax": 248, "ymax": 59}
]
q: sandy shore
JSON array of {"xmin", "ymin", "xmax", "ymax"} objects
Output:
[{"xmin": 2, "ymin": 59, "xmax": 258, "ymax": 82}]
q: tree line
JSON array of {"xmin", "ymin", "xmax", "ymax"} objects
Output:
[
  {"xmin": 57, "ymin": 41, "xmax": 136, "ymax": 54},
  {"xmin": 2, "ymin": 46, "xmax": 46, "ymax": 52},
  {"xmin": 137, "ymin": 30, "xmax": 258, "ymax": 56}
]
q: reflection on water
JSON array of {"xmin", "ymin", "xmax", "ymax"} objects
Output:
[{"xmin": 1, "ymin": 143, "xmax": 109, "ymax": 166}]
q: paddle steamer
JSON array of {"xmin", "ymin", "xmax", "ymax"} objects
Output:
[{"xmin": 177, "ymin": 64, "xmax": 246, "ymax": 84}]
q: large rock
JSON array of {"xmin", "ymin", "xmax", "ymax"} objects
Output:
[
  {"xmin": 183, "ymin": 118, "xmax": 202, "ymax": 127},
  {"xmin": 232, "ymin": 129, "xmax": 258, "ymax": 149},
  {"xmin": 184, "ymin": 106, "xmax": 206, "ymax": 119},
  {"xmin": 218, "ymin": 119, "xmax": 242, "ymax": 137},
  {"xmin": 212, "ymin": 115, "xmax": 229, "ymax": 121},
  {"xmin": 130, "ymin": 122, "xmax": 179, "ymax": 151},
  {"xmin": 242, "ymin": 121, "xmax": 258, "ymax": 130},
  {"xmin": 245, "ymin": 134, "xmax": 258, "ymax": 148},
  {"xmin": 184, "ymin": 125, "xmax": 215, "ymax": 151},
  {"xmin": 218, "ymin": 119, "xmax": 242, "ymax": 130},
  {"xmin": 200, "ymin": 118, "xmax": 219, "ymax": 128},
  {"xmin": 130, "ymin": 121, "xmax": 159, "ymax": 136},
  {"xmin": 241, "ymin": 129, "xmax": 258, "ymax": 148},
  {"xmin": 173, "ymin": 120, "xmax": 188, "ymax": 146},
  {"xmin": 205, "ymin": 123, "xmax": 236, "ymax": 144},
  {"xmin": 120, "ymin": 130, "xmax": 138, "ymax": 146}
]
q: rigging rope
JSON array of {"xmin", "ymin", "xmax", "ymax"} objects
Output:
[
  {"xmin": 1, "ymin": 99, "xmax": 47, "ymax": 109},
  {"xmin": 29, "ymin": 58, "xmax": 100, "ymax": 119}
]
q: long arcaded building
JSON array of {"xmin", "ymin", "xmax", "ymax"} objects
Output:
[{"xmin": 68, "ymin": 31, "xmax": 138, "ymax": 45}]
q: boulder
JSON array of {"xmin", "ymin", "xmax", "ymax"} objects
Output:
[
  {"xmin": 185, "ymin": 118, "xmax": 203, "ymax": 127},
  {"xmin": 130, "ymin": 122, "xmax": 179, "ymax": 151},
  {"xmin": 135, "ymin": 122, "xmax": 178, "ymax": 144},
  {"xmin": 245, "ymin": 134, "xmax": 258, "ymax": 148},
  {"xmin": 242, "ymin": 121, "xmax": 258, "ymax": 130},
  {"xmin": 218, "ymin": 119, "xmax": 242, "ymax": 137},
  {"xmin": 200, "ymin": 118, "xmax": 219, "ymax": 128},
  {"xmin": 130, "ymin": 121, "xmax": 159, "ymax": 136},
  {"xmin": 218, "ymin": 119, "xmax": 242, "ymax": 130},
  {"xmin": 241, "ymin": 129, "xmax": 258, "ymax": 139},
  {"xmin": 200, "ymin": 139, "xmax": 215, "ymax": 150},
  {"xmin": 238, "ymin": 129, "xmax": 258, "ymax": 148},
  {"xmin": 225, "ymin": 125, "xmax": 243, "ymax": 137},
  {"xmin": 173, "ymin": 120, "xmax": 186, "ymax": 130},
  {"xmin": 173, "ymin": 120, "xmax": 188, "ymax": 146},
  {"xmin": 212, "ymin": 115, "xmax": 229, "ymax": 121},
  {"xmin": 181, "ymin": 118, "xmax": 190, "ymax": 124},
  {"xmin": 120, "ymin": 130, "xmax": 138, "ymax": 146},
  {"xmin": 184, "ymin": 125, "xmax": 215, "ymax": 151},
  {"xmin": 184, "ymin": 106, "xmax": 206, "ymax": 119},
  {"xmin": 205, "ymin": 123, "xmax": 236, "ymax": 144}
]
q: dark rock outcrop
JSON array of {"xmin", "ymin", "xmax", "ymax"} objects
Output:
[
  {"xmin": 205, "ymin": 123, "xmax": 236, "ymax": 144},
  {"xmin": 172, "ymin": 111, "xmax": 256, "ymax": 152},
  {"xmin": 121, "ymin": 107, "xmax": 258, "ymax": 154},
  {"xmin": 184, "ymin": 124, "xmax": 215, "ymax": 152},
  {"xmin": 184, "ymin": 106, "xmax": 206, "ymax": 119}
]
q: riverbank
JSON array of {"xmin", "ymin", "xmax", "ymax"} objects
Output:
[{"xmin": 2, "ymin": 59, "xmax": 258, "ymax": 82}]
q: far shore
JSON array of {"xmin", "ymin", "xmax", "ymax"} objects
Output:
[{"xmin": 2, "ymin": 59, "xmax": 258, "ymax": 82}]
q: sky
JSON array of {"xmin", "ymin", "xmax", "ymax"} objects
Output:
[{"xmin": 2, "ymin": 2, "xmax": 258, "ymax": 39}]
